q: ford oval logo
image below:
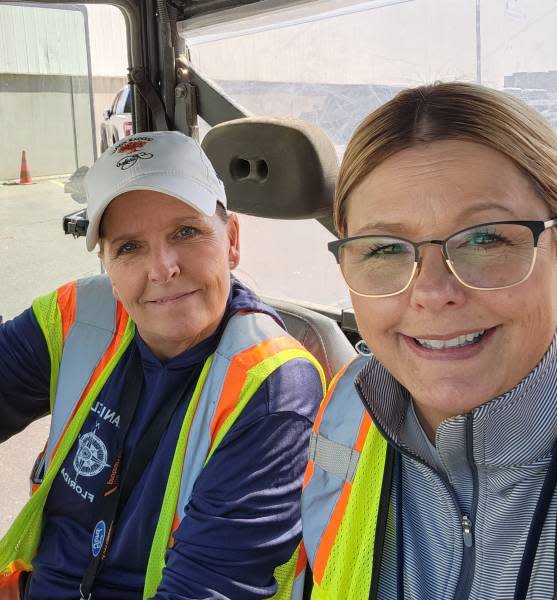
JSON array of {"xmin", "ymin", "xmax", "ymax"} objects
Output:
[{"xmin": 92, "ymin": 520, "xmax": 106, "ymax": 558}]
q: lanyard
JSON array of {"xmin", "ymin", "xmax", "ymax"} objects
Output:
[
  {"xmin": 79, "ymin": 347, "xmax": 202, "ymax": 600},
  {"xmin": 513, "ymin": 437, "xmax": 557, "ymax": 600},
  {"xmin": 395, "ymin": 453, "xmax": 404, "ymax": 600},
  {"xmin": 79, "ymin": 346, "xmax": 144, "ymax": 600}
]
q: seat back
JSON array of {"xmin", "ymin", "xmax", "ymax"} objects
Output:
[
  {"xmin": 202, "ymin": 116, "xmax": 339, "ymax": 221},
  {"xmin": 266, "ymin": 297, "xmax": 355, "ymax": 385}
]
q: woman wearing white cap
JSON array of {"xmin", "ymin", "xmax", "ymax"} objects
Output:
[{"xmin": 0, "ymin": 131, "xmax": 324, "ymax": 600}]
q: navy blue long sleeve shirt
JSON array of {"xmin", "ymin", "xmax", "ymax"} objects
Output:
[{"xmin": 0, "ymin": 280, "xmax": 323, "ymax": 599}]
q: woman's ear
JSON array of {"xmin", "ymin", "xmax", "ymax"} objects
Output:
[{"xmin": 226, "ymin": 213, "xmax": 240, "ymax": 269}]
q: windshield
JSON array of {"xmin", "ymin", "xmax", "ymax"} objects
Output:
[
  {"xmin": 182, "ymin": 0, "xmax": 557, "ymax": 307},
  {"xmin": 2, "ymin": 0, "xmax": 557, "ymax": 541}
]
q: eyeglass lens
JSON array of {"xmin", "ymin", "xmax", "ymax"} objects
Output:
[{"xmin": 339, "ymin": 223, "xmax": 536, "ymax": 296}]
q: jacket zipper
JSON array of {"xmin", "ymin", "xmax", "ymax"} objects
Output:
[
  {"xmin": 356, "ymin": 383, "xmax": 479, "ymax": 600},
  {"xmin": 452, "ymin": 414, "xmax": 478, "ymax": 600}
]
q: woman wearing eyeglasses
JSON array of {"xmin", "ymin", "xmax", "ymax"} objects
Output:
[{"xmin": 302, "ymin": 82, "xmax": 557, "ymax": 600}]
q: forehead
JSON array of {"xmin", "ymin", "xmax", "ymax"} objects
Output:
[
  {"xmin": 101, "ymin": 190, "xmax": 208, "ymax": 238},
  {"xmin": 345, "ymin": 140, "xmax": 549, "ymax": 236},
  {"xmin": 107, "ymin": 189, "xmax": 201, "ymax": 218}
]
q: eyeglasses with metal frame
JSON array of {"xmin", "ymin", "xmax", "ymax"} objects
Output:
[{"xmin": 328, "ymin": 220, "xmax": 557, "ymax": 298}]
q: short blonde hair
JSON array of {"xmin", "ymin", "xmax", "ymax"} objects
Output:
[{"xmin": 335, "ymin": 81, "xmax": 557, "ymax": 236}]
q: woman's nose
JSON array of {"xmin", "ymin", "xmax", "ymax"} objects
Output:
[
  {"xmin": 147, "ymin": 246, "xmax": 181, "ymax": 283},
  {"xmin": 409, "ymin": 244, "xmax": 466, "ymax": 310}
]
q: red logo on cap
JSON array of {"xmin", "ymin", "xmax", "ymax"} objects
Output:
[{"xmin": 117, "ymin": 140, "xmax": 148, "ymax": 154}]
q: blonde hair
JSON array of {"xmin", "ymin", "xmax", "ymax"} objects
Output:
[{"xmin": 335, "ymin": 81, "xmax": 557, "ymax": 236}]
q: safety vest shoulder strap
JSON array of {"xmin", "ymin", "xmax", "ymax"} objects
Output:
[
  {"xmin": 302, "ymin": 356, "xmax": 370, "ymax": 578},
  {"xmin": 302, "ymin": 355, "xmax": 388, "ymax": 598},
  {"xmin": 43, "ymin": 275, "xmax": 129, "ymax": 470},
  {"xmin": 0, "ymin": 276, "xmax": 133, "ymax": 579},
  {"xmin": 32, "ymin": 279, "xmax": 86, "ymax": 411},
  {"xmin": 176, "ymin": 310, "xmax": 322, "ymax": 519}
]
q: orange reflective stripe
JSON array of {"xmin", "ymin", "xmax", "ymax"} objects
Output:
[
  {"xmin": 295, "ymin": 542, "xmax": 308, "ymax": 577},
  {"xmin": 355, "ymin": 413, "xmax": 372, "ymax": 453},
  {"xmin": 166, "ymin": 513, "xmax": 181, "ymax": 548},
  {"xmin": 313, "ymin": 480, "xmax": 352, "ymax": 585},
  {"xmin": 313, "ymin": 361, "xmax": 351, "ymax": 434},
  {"xmin": 171, "ymin": 513, "xmax": 180, "ymax": 534},
  {"xmin": 0, "ymin": 570, "xmax": 22, "ymax": 599},
  {"xmin": 302, "ymin": 459, "xmax": 314, "ymax": 490},
  {"xmin": 50, "ymin": 302, "xmax": 130, "ymax": 462},
  {"xmin": 209, "ymin": 336, "xmax": 301, "ymax": 445},
  {"xmin": 57, "ymin": 281, "xmax": 77, "ymax": 341}
]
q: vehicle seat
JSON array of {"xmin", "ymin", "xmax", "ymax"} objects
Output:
[
  {"xmin": 202, "ymin": 117, "xmax": 356, "ymax": 383},
  {"xmin": 265, "ymin": 296, "xmax": 355, "ymax": 385}
]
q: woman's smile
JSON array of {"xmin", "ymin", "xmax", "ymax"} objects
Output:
[
  {"xmin": 145, "ymin": 290, "xmax": 199, "ymax": 305},
  {"xmin": 400, "ymin": 326, "xmax": 497, "ymax": 361}
]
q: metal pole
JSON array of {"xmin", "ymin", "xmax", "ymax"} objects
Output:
[
  {"xmin": 81, "ymin": 6, "xmax": 98, "ymax": 161},
  {"xmin": 476, "ymin": 0, "xmax": 482, "ymax": 83},
  {"xmin": 69, "ymin": 76, "xmax": 80, "ymax": 170}
]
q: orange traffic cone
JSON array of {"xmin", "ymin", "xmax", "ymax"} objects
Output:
[{"xmin": 19, "ymin": 150, "xmax": 32, "ymax": 185}]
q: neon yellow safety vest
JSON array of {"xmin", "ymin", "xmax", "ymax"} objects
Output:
[
  {"xmin": 301, "ymin": 356, "xmax": 391, "ymax": 600},
  {"xmin": 0, "ymin": 275, "xmax": 325, "ymax": 599}
]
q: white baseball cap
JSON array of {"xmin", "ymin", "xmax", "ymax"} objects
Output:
[{"xmin": 84, "ymin": 130, "xmax": 226, "ymax": 251}]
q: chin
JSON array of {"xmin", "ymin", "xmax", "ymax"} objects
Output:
[{"xmin": 412, "ymin": 378, "xmax": 500, "ymax": 417}]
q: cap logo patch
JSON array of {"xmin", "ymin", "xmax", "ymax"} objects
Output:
[{"xmin": 116, "ymin": 151, "xmax": 154, "ymax": 170}]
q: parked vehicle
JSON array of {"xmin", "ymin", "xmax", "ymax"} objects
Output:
[{"xmin": 99, "ymin": 85, "xmax": 132, "ymax": 152}]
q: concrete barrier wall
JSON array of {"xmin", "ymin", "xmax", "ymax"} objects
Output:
[
  {"xmin": 0, "ymin": 73, "xmax": 93, "ymax": 180},
  {"xmin": 1, "ymin": 73, "xmax": 125, "ymax": 181}
]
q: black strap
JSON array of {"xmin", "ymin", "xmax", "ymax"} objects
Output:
[
  {"xmin": 302, "ymin": 563, "xmax": 314, "ymax": 600},
  {"xmin": 395, "ymin": 452, "xmax": 404, "ymax": 600},
  {"xmin": 79, "ymin": 349, "xmax": 201, "ymax": 600},
  {"xmin": 554, "ymin": 518, "xmax": 557, "ymax": 600},
  {"xmin": 514, "ymin": 437, "xmax": 557, "ymax": 600},
  {"xmin": 118, "ymin": 361, "xmax": 203, "ymax": 510},
  {"xmin": 369, "ymin": 445, "xmax": 395, "ymax": 600},
  {"xmin": 79, "ymin": 347, "xmax": 144, "ymax": 599}
]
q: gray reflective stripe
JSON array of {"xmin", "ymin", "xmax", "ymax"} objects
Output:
[
  {"xmin": 309, "ymin": 431, "xmax": 360, "ymax": 483},
  {"xmin": 75, "ymin": 275, "xmax": 116, "ymax": 331},
  {"xmin": 45, "ymin": 275, "xmax": 116, "ymax": 470},
  {"xmin": 301, "ymin": 356, "xmax": 369, "ymax": 570},
  {"xmin": 290, "ymin": 569, "xmax": 305, "ymax": 600},
  {"xmin": 302, "ymin": 462, "xmax": 342, "ymax": 567},
  {"xmin": 176, "ymin": 312, "xmax": 287, "ymax": 519},
  {"xmin": 319, "ymin": 356, "xmax": 369, "ymax": 448}
]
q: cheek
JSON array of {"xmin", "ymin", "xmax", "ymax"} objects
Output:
[
  {"xmin": 105, "ymin": 263, "xmax": 143, "ymax": 306},
  {"xmin": 350, "ymin": 293, "xmax": 402, "ymax": 351}
]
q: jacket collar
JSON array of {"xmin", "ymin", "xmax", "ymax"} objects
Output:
[{"xmin": 355, "ymin": 333, "xmax": 557, "ymax": 469}]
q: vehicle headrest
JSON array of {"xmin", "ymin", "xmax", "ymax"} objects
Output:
[{"xmin": 201, "ymin": 117, "xmax": 339, "ymax": 220}]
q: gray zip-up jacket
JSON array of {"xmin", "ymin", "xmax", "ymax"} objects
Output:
[{"xmin": 355, "ymin": 336, "xmax": 557, "ymax": 600}]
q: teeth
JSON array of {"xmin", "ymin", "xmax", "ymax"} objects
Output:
[{"xmin": 416, "ymin": 330, "xmax": 485, "ymax": 350}]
